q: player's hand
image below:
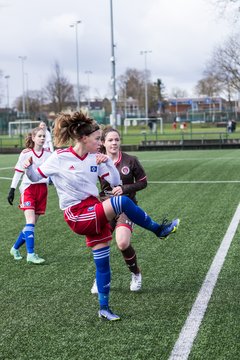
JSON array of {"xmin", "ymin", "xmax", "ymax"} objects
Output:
[
  {"xmin": 96, "ymin": 153, "xmax": 109, "ymax": 164},
  {"xmin": 112, "ymin": 186, "xmax": 123, "ymax": 196},
  {"xmin": 23, "ymin": 156, "xmax": 33, "ymax": 168},
  {"xmin": 7, "ymin": 188, "xmax": 15, "ymax": 205}
]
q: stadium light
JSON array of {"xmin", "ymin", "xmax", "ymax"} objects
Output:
[
  {"xmin": 25, "ymin": 72, "xmax": 29, "ymax": 114},
  {"xmin": 70, "ymin": 20, "xmax": 81, "ymax": 111},
  {"xmin": 110, "ymin": 0, "xmax": 117, "ymax": 128},
  {"xmin": 18, "ymin": 56, "xmax": 27, "ymax": 114},
  {"xmin": 4, "ymin": 75, "xmax": 10, "ymax": 108},
  {"xmin": 140, "ymin": 50, "xmax": 152, "ymax": 119},
  {"xmin": 85, "ymin": 70, "xmax": 92, "ymax": 109}
]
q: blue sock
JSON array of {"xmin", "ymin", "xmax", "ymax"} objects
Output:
[
  {"xmin": 13, "ymin": 231, "xmax": 25, "ymax": 249},
  {"xmin": 92, "ymin": 246, "xmax": 111, "ymax": 309},
  {"xmin": 111, "ymin": 196, "xmax": 160, "ymax": 234},
  {"xmin": 23, "ymin": 224, "xmax": 35, "ymax": 254}
]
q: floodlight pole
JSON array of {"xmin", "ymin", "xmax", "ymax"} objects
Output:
[
  {"xmin": 19, "ymin": 56, "xmax": 27, "ymax": 114},
  {"xmin": 70, "ymin": 20, "xmax": 81, "ymax": 111},
  {"xmin": 85, "ymin": 70, "xmax": 92, "ymax": 109},
  {"xmin": 110, "ymin": 0, "xmax": 117, "ymax": 128},
  {"xmin": 4, "ymin": 75, "xmax": 10, "ymax": 108},
  {"xmin": 140, "ymin": 50, "xmax": 152, "ymax": 119},
  {"xmin": 25, "ymin": 72, "xmax": 29, "ymax": 114}
]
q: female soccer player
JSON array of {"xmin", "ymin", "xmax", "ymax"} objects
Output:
[
  {"xmin": 24, "ymin": 111, "xmax": 179, "ymax": 321},
  {"xmin": 39, "ymin": 121, "xmax": 54, "ymax": 152},
  {"xmin": 91, "ymin": 127, "xmax": 147, "ymax": 294},
  {"xmin": 7, "ymin": 127, "xmax": 52, "ymax": 264}
]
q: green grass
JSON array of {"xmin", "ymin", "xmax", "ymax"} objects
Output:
[
  {"xmin": 1, "ymin": 150, "xmax": 240, "ymax": 359},
  {"xmin": 1, "ymin": 122, "xmax": 239, "ymax": 147},
  {"xmin": 119, "ymin": 123, "xmax": 238, "ymax": 144}
]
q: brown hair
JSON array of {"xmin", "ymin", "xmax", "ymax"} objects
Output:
[
  {"xmin": 99, "ymin": 126, "xmax": 121, "ymax": 153},
  {"xmin": 53, "ymin": 111, "xmax": 100, "ymax": 147},
  {"xmin": 25, "ymin": 127, "xmax": 43, "ymax": 149}
]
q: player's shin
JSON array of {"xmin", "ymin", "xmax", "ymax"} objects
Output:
[
  {"xmin": 110, "ymin": 196, "xmax": 160, "ymax": 234},
  {"xmin": 13, "ymin": 230, "xmax": 26, "ymax": 249},
  {"xmin": 23, "ymin": 224, "xmax": 35, "ymax": 254},
  {"xmin": 92, "ymin": 246, "xmax": 111, "ymax": 309}
]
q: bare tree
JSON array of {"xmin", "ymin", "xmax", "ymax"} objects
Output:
[
  {"xmin": 211, "ymin": 0, "xmax": 240, "ymax": 21},
  {"xmin": 45, "ymin": 61, "xmax": 74, "ymax": 113},
  {"xmin": 203, "ymin": 34, "xmax": 240, "ymax": 100},
  {"xmin": 194, "ymin": 74, "xmax": 222, "ymax": 97},
  {"xmin": 117, "ymin": 69, "xmax": 168, "ymax": 115},
  {"xmin": 14, "ymin": 90, "xmax": 48, "ymax": 114},
  {"xmin": 170, "ymin": 87, "xmax": 188, "ymax": 98},
  {"xmin": 117, "ymin": 68, "xmax": 145, "ymax": 108}
]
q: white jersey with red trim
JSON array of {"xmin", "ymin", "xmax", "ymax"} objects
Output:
[
  {"xmin": 14, "ymin": 148, "xmax": 51, "ymax": 193},
  {"xmin": 43, "ymin": 129, "xmax": 54, "ymax": 152},
  {"xmin": 37, "ymin": 146, "xmax": 120, "ymax": 210}
]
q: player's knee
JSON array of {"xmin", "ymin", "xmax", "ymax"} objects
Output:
[{"xmin": 116, "ymin": 238, "xmax": 128, "ymax": 251}]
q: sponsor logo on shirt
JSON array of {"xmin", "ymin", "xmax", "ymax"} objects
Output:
[
  {"xmin": 90, "ymin": 166, "xmax": 97, "ymax": 172},
  {"xmin": 121, "ymin": 166, "xmax": 130, "ymax": 175},
  {"xmin": 88, "ymin": 206, "xmax": 94, "ymax": 211},
  {"xmin": 24, "ymin": 201, "xmax": 31, "ymax": 206},
  {"xmin": 69, "ymin": 165, "xmax": 75, "ymax": 170}
]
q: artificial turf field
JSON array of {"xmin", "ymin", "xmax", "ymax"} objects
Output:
[{"xmin": 1, "ymin": 149, "xmax": 240, "ymax": 360}]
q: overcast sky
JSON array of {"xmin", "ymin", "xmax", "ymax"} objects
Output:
[{"xmin": 0, "ymin": 0, "xmax": 235, "ymax": 107}]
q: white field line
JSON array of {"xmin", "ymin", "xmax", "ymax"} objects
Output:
[
  {"xmin": 140, "ymin": 157, "xmax": 240, "ymax": 162},
  {"xmin": 0, "ymin": 177, "xmax": 12, "ymax": 180},
  {"xmin": 148, "ymin": 180, "xmax": 240, "ymax": 184},
  {"xmin": 168, "ymin": 203, "xmax": 240, "ymax": 360},
  {"xmin": 0, "ymin": 167, "xmax": 14, "ymax": 170}
]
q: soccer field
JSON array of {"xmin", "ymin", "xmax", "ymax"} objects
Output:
[{"xmin": 1, "ymin": 150, "xmax": 240, "ymax": 360}]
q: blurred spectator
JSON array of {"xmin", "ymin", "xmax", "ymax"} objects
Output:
[
  {"xmin": 231, "ymin": 120, "xmax": 236, "ymax": 133},
  {"xmin": 148, "ymin": 120, "xmax": 153, "ymax": 133},
  {"xmin": 227, "ymin": 119, "xmax": 232, "ymax": 133}
]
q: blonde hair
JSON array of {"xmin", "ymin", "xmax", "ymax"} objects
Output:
[{"xmin": 53, "ymin": 111, "xmax": 100, "ymax": 147}]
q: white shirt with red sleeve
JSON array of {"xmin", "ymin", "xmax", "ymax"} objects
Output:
[
  {"xmin": 36, "ymin": 146, "xmax": 120, "ymax": 210},
  {"xmin": 11, "ymin": 148, "xmax": 51, "ymax": 194}
]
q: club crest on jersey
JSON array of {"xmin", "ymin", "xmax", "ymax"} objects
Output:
[
  {"xmin": 24, "ymin": 201, "xmax": 31, "ymax": 206},
  {"xmin": 90, "ymin": 166, "xmax": 97, "ymax": 172},
  {"xmin": 88, "ymin": 206, "xmax": 94, "ymax": 211},
  {"xmin": 121, "ymin": 166, "xmax": 130, "ymax": 175}
]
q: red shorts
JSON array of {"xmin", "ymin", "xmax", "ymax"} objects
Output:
[
  {"xmin": 19, "ymin": 183, "xmax": 48, "ymax": 215},
  {"xmin": 64, "ymin": 196, "xmax": 112, "ymax": 247}
]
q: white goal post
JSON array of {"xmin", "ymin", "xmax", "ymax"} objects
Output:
[
  {"xmin": 8, "ymin": 120, "xmax": 40, "ymax": 137},
  {"xmin": 123, "ymin": 117, "xmax": 163, "ymax": 134}
]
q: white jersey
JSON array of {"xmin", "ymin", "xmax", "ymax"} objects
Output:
[
  {"xmin": 43, "ymin": 129, "xmax": 54, "ymax": 152},
  {"xmin": 36, "ymin": 146, "xmax": 120, "ymax": 210},
  {"xmin": 13, "ymin": 148, "xmax": 51, "ymax": 193}
]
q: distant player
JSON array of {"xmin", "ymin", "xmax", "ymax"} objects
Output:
[
  {"xmin": 24, "ymin": 111, "xmax": 180, "ymax": 321},
  {"xmin": 39, "ymin": 121, "xmax": 54, "ymax": 185},
  {"xmin": 39, "ymin": 121, "xmax": 54, "ymax": 152},
  {"xmin": 7, "ymin": 127, "xmax": 51, "ymax": 264}
]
